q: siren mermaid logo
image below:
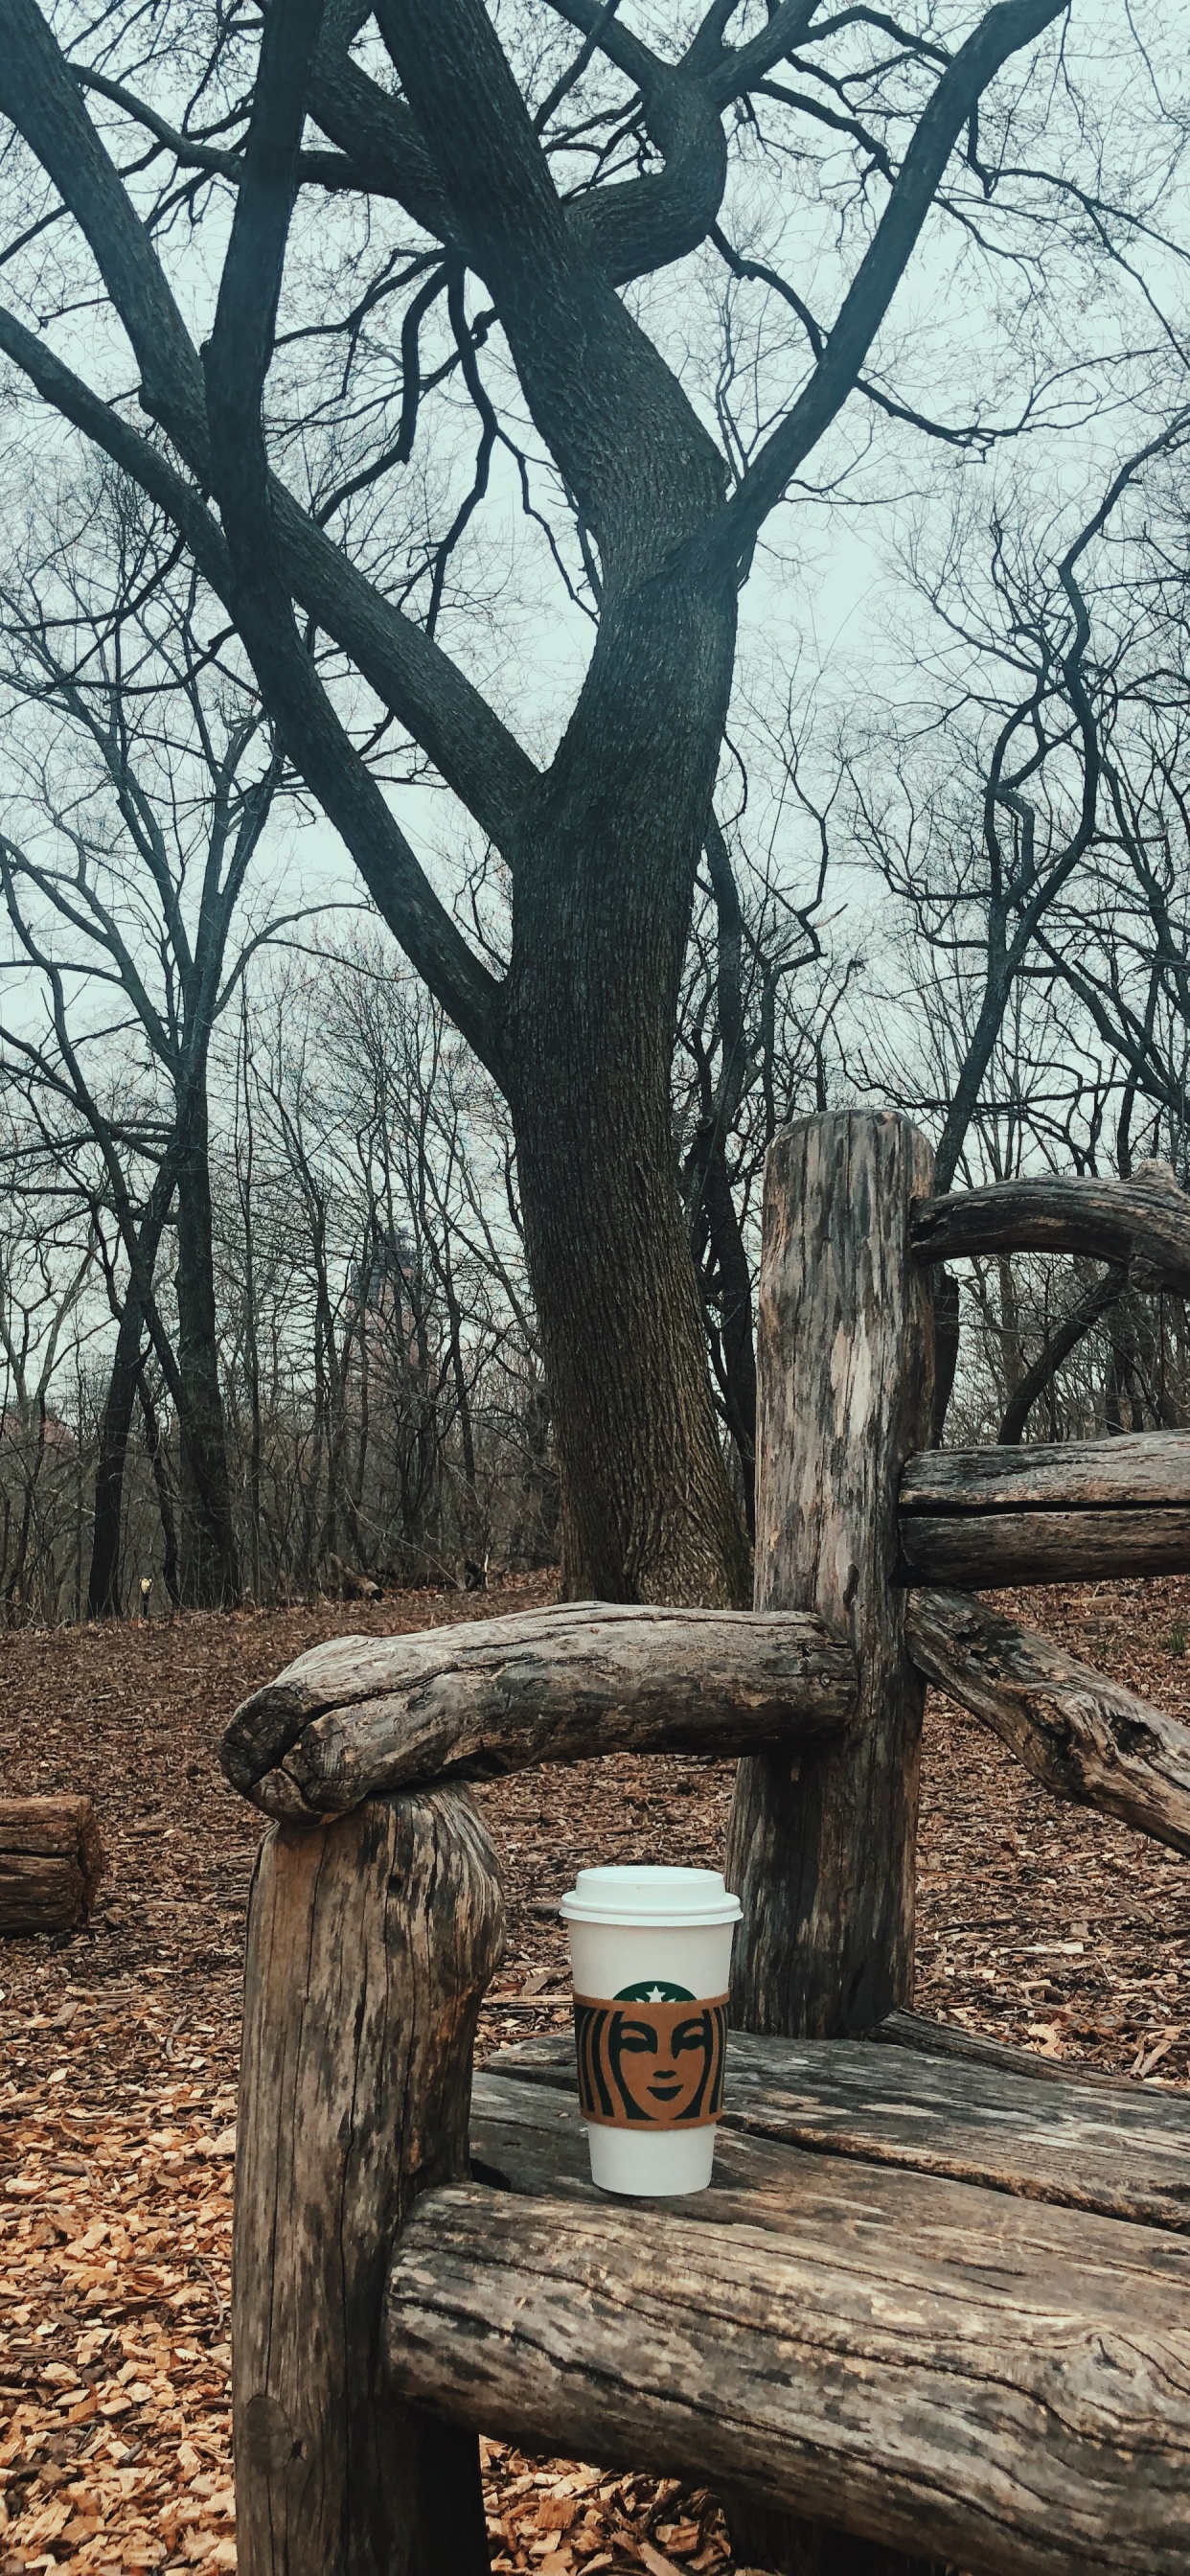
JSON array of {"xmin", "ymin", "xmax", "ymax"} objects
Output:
[{"xmin": 573, "ymin": 1979, "xmax": 727, "ymax": 2128}]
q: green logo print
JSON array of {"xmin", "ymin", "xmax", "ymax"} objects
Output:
[{"xmin": 614, "ymin": 1979, "xmax": 695, "ymax": 2003}]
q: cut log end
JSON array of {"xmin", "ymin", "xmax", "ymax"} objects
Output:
[{"xmin": 0, "ymin": 1797, "xmax": 104, "ymax": 1933}]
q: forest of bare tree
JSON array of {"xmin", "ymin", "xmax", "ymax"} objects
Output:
[{"xmin": 0, "ymin": 0, "xmax": 1187, "ymax": 1622}]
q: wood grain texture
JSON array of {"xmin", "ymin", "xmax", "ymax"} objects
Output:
[
  {"xmin": 0, "ymin": 1796, "xmax": 103, "ymax": 1931},
  {"xmin": 905, "ymin": 1587, "xmax": 1190, "ymax": 1856},
  {"xmin": 385, "ymin": 2179, "xmax": 1190, "ymax": 2576},
  {"xmin": 909, "ymin": 1162, "xmax": 1190, "ymax": 1296},
  {"xmin": 900, "ymin": 1508, "xmax": 1190, "ymax": 1586},
  {"xmin": 726, "ymin": 1112, "xmax": 936, "ymax": 2037},
  {"xmin": 469, "ymin": 2065, "xmax": 1190, "ymax": 2283},
  {"xmin": 488, "ymin": 2028, "xmax": 1190, "ymax": 2229},
  {"xmin": 902, "ymin": 1429, "xmax": 1190, "ymax": 1511},
  {"xmin": 899, "ymin": 1432, "xmax": 1190, "ymax": 1582},
  {"xmin": 221, "ymin": 1600, "xmax": 856, "ymax": 1819},
  {"xmin": 233, "ymin": 1789, "xmax": 504, "ymax": 2576}
]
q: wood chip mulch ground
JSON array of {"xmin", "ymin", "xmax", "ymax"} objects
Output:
[{"xmin": 2, "ymin": 1570, "xmax": 1189, "ymax": 2572}]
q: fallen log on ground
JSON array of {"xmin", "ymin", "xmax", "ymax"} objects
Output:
[
  {"xmin": 909, "ymin": 1163, "xmax": 1190, "ymax": 1295},
  {"xmin": 384, "ymin": 2180, "xmax": 1190, "ymax": 2576},
  {"xmin": 905, "ymin": 1588, "xmax": 1190, "ymax": 1856},
  {"xmin": 221, "ymin": 1600, "xmax": 857, "ymax": 1819},
  {"xmin": 0, "ymin": 1796, "xmax": 103, "ymax": 1931},
  {"xmin": 898, "ymin": 1431, "xmax": 1190, "ymax": 1586}
]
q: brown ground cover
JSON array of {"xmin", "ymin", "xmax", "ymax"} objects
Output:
[{"xmin": 1, "ymin": 1572, "xmax": 1189, "ymax": 2573}]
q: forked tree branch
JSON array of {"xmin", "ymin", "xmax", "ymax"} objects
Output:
[
  {"xmin": 698, "ymin": 0, "xmax": 1068, "ymax": 570},
  {"xmin": 201, "ymin": 0, "xmax": 508, "ymax": 1080},
  {"xmin": 0, "ymin": 0, "xmax": 538, "ymax": 862}
]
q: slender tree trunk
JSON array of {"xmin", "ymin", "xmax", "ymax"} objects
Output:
[
  {"xmin": 698, "ymin": 1132, "xmax": 759, "ymax": 1535},
  {"xmin": 88, "ymin": 1289, "xmax": 148, "ymax": 1620},
  {"xmin": 88, "ymin": 1168, "xmax": 176, "ymax": 1620},
  {"xmin": 505, "ymin": 568, "xmax": 751, "ymax": 1608},
  {"xmin": 137, "ymin": 1369, "xmax": 181, "ymax": 1606},
  {"xmin": 174, "ymin": 1088, "xmax": 239, "ymax": 1607}
]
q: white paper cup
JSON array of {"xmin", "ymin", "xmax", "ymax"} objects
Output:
[{"xmin": 560, "ymin": 1865, "xmax": 742, "ymax": 2196}]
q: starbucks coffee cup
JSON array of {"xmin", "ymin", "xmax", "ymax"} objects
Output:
[{"xmin": 560, "ymin": 1864, "xmax": 742, "ymax": 2196}]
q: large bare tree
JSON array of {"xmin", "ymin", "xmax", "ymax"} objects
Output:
[{"xmin": 0, "ymin": 0, "xmax": 1071, "ymax": 1601}]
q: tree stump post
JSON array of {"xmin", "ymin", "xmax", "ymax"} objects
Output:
[
  {"xmin": 724, "ymin": 1110, "xmax": 938, "ymax": 2576},
  {"xmin": 233, "ymin": 1787, "xmax": 505, "ymax": 2576}
]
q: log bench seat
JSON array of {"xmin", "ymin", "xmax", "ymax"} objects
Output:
[{"xmin": 380, "ymin": 2019, "xmax": 1190, "ymax": 2576}]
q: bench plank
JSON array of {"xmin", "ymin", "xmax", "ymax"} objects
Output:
[
  {"xmin": 489, "ymin": 2029, "xmax": 1190, "ymax": 2230},
  {"xmin": 470, "ymin": 2068, "xmax": 1190, "ymax": 2287},
  {"xmin": 388, "ymin": 2175, "xmax": 1190, "ymax": 2576}
]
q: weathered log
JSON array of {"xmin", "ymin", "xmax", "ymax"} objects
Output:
[
  {"xmin": 727, "ymin": 1112, "xmax": 936, "ymax": 2038},
  {"xmin": 909, "ymin": 1162, "xmax": 1190, "ymax": 1296},
  {"xmin": 469, "ymin": 2059, "xmax": 1190, "ymax": 2278},
  {"xmin": 898, "ymin": 1427, "xmax": 1190, "ymax": 1585},
  {"xmin": 468, "ymin": 2061, "xmax": 1168, "ymax": 2263},
  {"xmin": 385, "ymin": 2179, "xmax": 1190, "ymax": 2576},
  {"xmin": 221, "ymin": 1599, "xmax": 856, "ymax": 1819},
  {"xmin": 902, "ymin": 1426, "xmax": 1190, "ymax": 1512},
  {"xmin": 233, "ymin": 1788, "xmax": 504, "ymax": 2576},
  {"xmin": 904, "ymin": 1586, "xmax": 1190, "ymax": 1856},
  {"xmin": 724, "ymin": 1111, "xmax": 937, "ymax": 2576},
  {"xmin": 0, "ymin": 1797, "xmax": 103, "ymax": 1932},
  {"xmin": 903, "ymin": 1506, "xmax": 1190, "ymax": 1586},
  {"xmin": 489, "ymin": 2026, "xmax": 1190, "ymax": 2231}
]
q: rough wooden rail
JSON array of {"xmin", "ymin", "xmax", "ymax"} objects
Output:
[
  {"xmin": 905, "ymin": 1588, "xmax": 1190, "ymax": 1856},
  {"xmin": 0, "ymin": 1797, "xmax": 103, "ymax": 1932},
  {"xmin": 898, "ymin": 1429, "xmax": 1190, "ymax": 1586},
  {"xmin": 909, "ymin": 1162, "xmax": 1190, "ymax": 1295},
  {"xmin": 384, "ymin": 2178, "xmax": 1190, "ymax": 2576},
  {"xmin": 221, "ymin": 1600, "xmax": 856, "ymax": 1819}
]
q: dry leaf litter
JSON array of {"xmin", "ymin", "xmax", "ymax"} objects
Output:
[{"xmin": 2, "ymin": 1571, "xmax": 1189, "ymax": 2572}]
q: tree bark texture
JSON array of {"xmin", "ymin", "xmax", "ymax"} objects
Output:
[
  {"xmin": 504, "ymin": 564, "xmax": 752, "ymax": 1609},
  {"xmin": 220, "ymin": 1598, "xmax": 857, "ymax": 1817},
  {"xmin": 726, "ymin": 1113, "xmax": 936, "ymax": 2038},
  {"xmin": 905, "ymin": 1586, "xmax": 1190, "ymax": 1856},
  {"xmin": 898, "ymin": 1428, "xmax": 1190, "ymax": 1586},
  {"xmin": 232, "ymin": 1788, "xmax": 504, "ymax": 2576},
  {"xmin": 384, "ymin": 2177, "xmax": 1190, "ymax": 2576},
  {"xmin": 723, "ymin": 1111, "xmax": 935, "ymax": 2576},
  {"xmin": 0, "ymin": 1797, "xmax": 104, "ymax": 1931},
  {"xmin": 909, "ymin": 1163, "xmax": 1190, "ymax": 1297}
]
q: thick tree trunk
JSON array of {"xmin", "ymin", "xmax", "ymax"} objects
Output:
[
  {"xmin": 506, "ymin": 567, "xmax": 751, "ymax": 1608},
  {"xmin": 173, "ymin": 1089, "xmax": 240, "ymax": 1608}
]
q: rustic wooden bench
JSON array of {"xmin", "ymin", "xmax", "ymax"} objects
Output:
[{"xmin": 222, "ymin": 1113, "xmax": 1190, "ymax": 2576}]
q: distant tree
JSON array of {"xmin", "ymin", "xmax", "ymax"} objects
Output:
[{"xmin": 0, "ymin": 482, "xmax": 288, "ymax": 1609}]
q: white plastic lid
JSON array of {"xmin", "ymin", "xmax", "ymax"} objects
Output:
[{"xmin": 560, "ymin": 1864, "xmax": 743, "ymax": 1929}]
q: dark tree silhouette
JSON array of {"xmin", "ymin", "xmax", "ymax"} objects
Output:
[{"xmin": 0, "ymin": 0, "xmax": 1067, "ymax": 1600}]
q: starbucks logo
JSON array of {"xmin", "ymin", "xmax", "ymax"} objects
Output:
[
  {"xmin": 573, "ymin": 1989, "xmax": 727, "ymax": 2130},
  {"xmin": 614, "ymin": 1979, "xmax": 695, "ymax": 2003}
]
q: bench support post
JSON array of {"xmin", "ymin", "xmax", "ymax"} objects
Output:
[
  {"xmin": 233, "ymin": 1788, "xmax": 504, "ymax": 2576},
  {"xmin": 724, "ymin": 1109, "xmax": 936, "ymax": 2574}
]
